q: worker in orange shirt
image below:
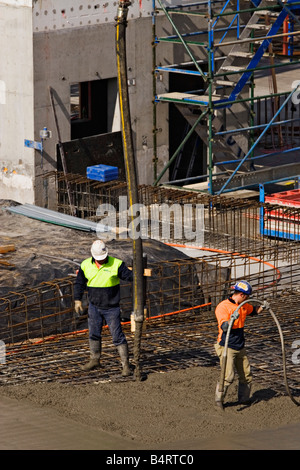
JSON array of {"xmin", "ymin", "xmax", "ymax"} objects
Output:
[{"xmin": 214, "ymin": 280, "xmax": 263, "ymax": 409}]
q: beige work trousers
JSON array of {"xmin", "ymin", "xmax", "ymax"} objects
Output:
[{"xmin": 214, "ymin": 343, "xmax": 252, "ymax": 387}]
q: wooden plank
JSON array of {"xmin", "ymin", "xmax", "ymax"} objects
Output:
[
  {"xmin": 0, "ymin": 245, "xmax": 15, "ymax": 254},
  {"xmin": 128, "ymin": 267, "xmax": 152, "ymax": 277},
  {"xmin": 0, "ymin": 260, "xmax": 14, "ymax": 266}
]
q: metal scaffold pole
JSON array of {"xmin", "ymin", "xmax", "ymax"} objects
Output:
[
  {"xmin": 208, "ymin": 0, "xmax": 214, "ymax": 194},
  {"xmin": 152, "ymin": 0, "xmax": 158, "ymax": 182}
]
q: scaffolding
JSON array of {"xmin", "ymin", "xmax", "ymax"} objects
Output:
[{"xmin": 153, "ymin": 0, "xmax": 300, "ymax": 194}]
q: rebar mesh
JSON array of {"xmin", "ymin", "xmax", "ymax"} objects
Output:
[
  {"xmin": 2, "ymin": 176, "xmax": 300, "ymax": 395},
  {"xmin": 0, "ymin": 251, "xmax": 284, "ymax": 346},
  {"xmin": 2, "ymin": 297, "xmax": 300, "ymax": 398},
  {"xmin": 0, "ymin": 251, "xmax": 300, "ymax": 398},
  {"xmin": 47, "ymin": 172, "xmax": 300, "ymax": 258}
]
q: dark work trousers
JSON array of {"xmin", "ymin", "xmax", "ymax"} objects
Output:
[{"xmin": 88, "ymin": 303, "xmax": 127, "ymax": 346}]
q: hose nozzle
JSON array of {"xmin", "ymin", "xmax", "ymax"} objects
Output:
[{"xmin": 116, "ymin": 0, "xmax": 131, "ymax": 22}]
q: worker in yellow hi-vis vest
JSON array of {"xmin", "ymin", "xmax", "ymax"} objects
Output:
[{"xmin": 74, "ymin": 240, "xmax": 133, "ymax": 376}]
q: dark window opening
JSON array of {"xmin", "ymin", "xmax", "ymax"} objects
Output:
[{"xmin": 70, "ymin": 78, "xmax": 119, "ymax": 140}]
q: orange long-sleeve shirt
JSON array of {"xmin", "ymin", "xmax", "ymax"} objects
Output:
[{"xmin": 215, "ymin": 297, "xmax": 255, "ymax": 350}]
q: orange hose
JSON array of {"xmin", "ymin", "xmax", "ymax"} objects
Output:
[
  {"xmin": 7, "ymin": 302, "xmax": 212, "ymax": 353},
  {"xmin": 165, "ymin": 243, "xmax": 282, "ymax": 289},
  {"xmin": 145, "ymin": 302, "xmax": 211, "ymax": 321}
]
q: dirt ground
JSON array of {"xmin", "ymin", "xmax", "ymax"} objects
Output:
[{"xmin": 0, "ymin": 202, "xmax": 300, "ymax": 450}]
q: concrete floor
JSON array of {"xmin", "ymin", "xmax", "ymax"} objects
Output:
[
  {"xmin": 0, "ymin": 394, "xmax": 139, "ymax": 451},
  {"xmin": 1, "ymin": 393, "xmax": 299, "ymax": 450}
]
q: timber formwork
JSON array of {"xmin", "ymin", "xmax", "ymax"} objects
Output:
[{"xmin": 153, "ymin": 0, "xmax": 300, "ymax": 194}]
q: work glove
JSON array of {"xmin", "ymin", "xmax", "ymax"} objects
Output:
[
  {"xmin": 221, "ymin": 321, "xmax": 229, "ymax": 332},
  {"xmin": 231, "ymin": 309, "xmax": 239, "ymax": 321},
  {"xmin": 261, "ymin": 300, "xmax": 270, "ymax": 310},
  {"xmin": 74, "ymin": 300, "xmax": 83, "ymax": 315}
]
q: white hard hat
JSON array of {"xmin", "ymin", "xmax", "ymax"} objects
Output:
[{"xmin": 91, "ymin": 240, "xmax": 108, "ymax": 261}]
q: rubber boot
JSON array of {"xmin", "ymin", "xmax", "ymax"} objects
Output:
[
  {"xmin": 238, "ymin": 382, "xmax": 252, "ymax": 404},
  {"xmin": 117, "ymin": 343, "xmax": 131, "ymax": 377},
  {"xmin": 215, "ymin": 382, "xmax": 228, "ymax": 410},
  {"xmin": 81, "ymin": 339, "xmax": 101, "ymax": 371}
]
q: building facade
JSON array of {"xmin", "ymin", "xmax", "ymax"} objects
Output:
[{"xmin": 0, "ymin": 0, "xmax": 170, "ymax": 208}]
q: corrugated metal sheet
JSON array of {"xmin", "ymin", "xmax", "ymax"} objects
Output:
[{"xmin": 4, "ymin": 203, "xmax": 110, "ymax": 233}]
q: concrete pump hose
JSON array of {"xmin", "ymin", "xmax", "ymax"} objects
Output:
[
  {"xmin": 219, "ymin": 298, "xmax": 300, "ymax": 406},
  {"xmin": 115, "ymin": 1, "xmax": 145, "ymax": 381}
]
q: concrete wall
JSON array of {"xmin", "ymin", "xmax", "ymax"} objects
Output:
[
  {"xmin": 0, "ymin": 0, "xmax": 252, "ymax": 207},
  {"xmin": 0, "ymin": 0, "xmax": 216, "ymax": 207},
  {"xmin": 33, "ymin": 22, "xmax": 121, "ymax": 207},
  {"xmin": 32, "ymin": 0, "xmax": 169, "ymax": 208},
  {"xmin": 0, "ymin": 0, "xmax": 35, "ymax": 204}
]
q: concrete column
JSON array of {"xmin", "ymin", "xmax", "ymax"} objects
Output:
[{"xmin": 0, "ymin": 0, "xmax": 35, "ymax": 204}]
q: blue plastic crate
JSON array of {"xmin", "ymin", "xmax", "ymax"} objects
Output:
[{"xmin": 86, "ymin": 164, "xmax": 119, "ymax": 182}]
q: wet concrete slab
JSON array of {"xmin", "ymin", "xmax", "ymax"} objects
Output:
[
  {"xmin": 0, "ymin": 395, "xmax": 140, "ymax": 450},
  {"xmin": 1, "ymin": 393, "xmax": 300, "ymax": 451},
  {"xmin": 157, "ymin": 423, "xmax": 300, "ymax": 450}
]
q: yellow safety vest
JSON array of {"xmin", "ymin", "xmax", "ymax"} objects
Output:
[{"xmin": 80, "ymin": 256, "xmax": 123, "ymax": 288}]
